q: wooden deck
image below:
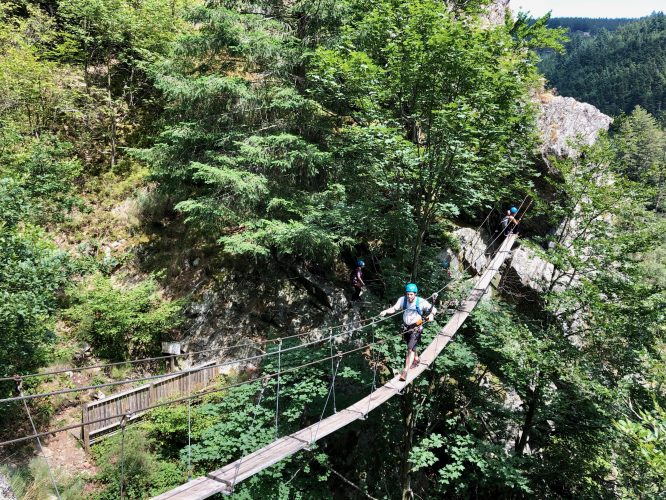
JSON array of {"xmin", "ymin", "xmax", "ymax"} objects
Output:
[{"xmin": 153, "ymin": 234, "xmax": 517, "ymax": 499}]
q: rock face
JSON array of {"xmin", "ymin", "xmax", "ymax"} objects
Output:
[
  {"xmin": 451, "ymin": 227, "xmax": 558, "ymax": 303},
  {"xmin": 452, "ymin": 227, "xmax": 492, "ymax": 275},
  {"xmin": 537, "ymin": 94, "xmax": 613, "ymax": 159},
  {"xmin": 500, "ymin": 246, "xmax": 555, "ymax": 302},
  {"xmin": 483, "ymin": 0, "xmax": 510, "ymax": 26},
  {"xmin": 182, "ymin": 262, "xmax": 361, "ymax": 364}
]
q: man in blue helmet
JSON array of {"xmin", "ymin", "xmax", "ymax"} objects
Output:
[
  {"xmin": 350, "ymin": 259, "xmax": 366, "ymax": 303},
  {"xmin": 501, "ymin": 206, "xmax": 520, "ymax": 236},
  {"xmin": 380, "ymin": 283, "xmax": 436, "ymax": 381}
]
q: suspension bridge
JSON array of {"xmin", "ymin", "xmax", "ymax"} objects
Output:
[
  {"xmin": 153, "ymin": 233, "xmax": 517, "ymax": 499},
  {"xmin": 0, "ymin": 200, "xmax": 527, "ymax": 500}
]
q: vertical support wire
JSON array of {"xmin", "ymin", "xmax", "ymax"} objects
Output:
[
  {"xmin": 365, "ymin": 323, "xmax": 379, "ymax": 418},
  {"xmin": 119, "ymin": 414, "xmax": 127, "ymax": 500},
  {"xmin": 187, "ymin": 364, "xmax": 192, "ymax": 481},
  {"xmin": 275, "ymin": 339, "xmax": 282, "ymax": 440},
  {"xmin": 312, "ymin": 354, "xmax": 342, "ymax": 444},
  {"xmin": 231, "ymin": 378, "xmax": 269, "ymax": 491},
  {"xmin": 330, "ymin": 337, "xmax": 337, "ymax": 414},
  {"xmin": 16, "ymin": 379, "xmax": 61, "ymax": 500}
]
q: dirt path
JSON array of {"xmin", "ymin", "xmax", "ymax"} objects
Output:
[{"xmin": 39, "ymin": 407, "xmax": 98, "ymax": 479}]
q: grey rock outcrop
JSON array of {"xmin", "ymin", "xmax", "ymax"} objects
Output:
[
  {"xmin": 501, "ymin": 246, "xmax": 554, "ymax": 301},
  {"xmin": 453, "ymin": 227, "xmax": 492, "ymax": 275},
  {"xmin": 182, "ymin": 263, "xmax": 362, "ymax": 364},
  {"xmin": 537, "ymin": 95, "xmax": 612, "ymax": 159},
  {"xmin": 483, "ymin": 0, "xmax": 510, "ymax": 26}
]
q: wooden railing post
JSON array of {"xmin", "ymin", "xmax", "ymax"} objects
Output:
[
  {"xmin": 82, "ymin": 404, "xmax": 90, "ymax": 453},
  {"xmin": 149, "ymin": 383, "xmax": 158, "ymax": 406}
]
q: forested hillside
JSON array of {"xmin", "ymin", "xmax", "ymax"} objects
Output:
[
  {"xmin": 0, "ymin": 1, "xmax": 664, "ymax": 499},
  {"xmin": 546, "ymin": 16, "xmax": 633, "ymax": 34},
  {"xmin": 540, "ymin": 13, "xmax": 666, "ymax": 116}
]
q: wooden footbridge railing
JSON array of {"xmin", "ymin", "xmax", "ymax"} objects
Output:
[
  {"xmin": 153, "ymin": 234, "xmax": 518, "ymax": 499},
  {"xmin": 81, "ymin": 361, "xmax": 219, "ymax": 449}
]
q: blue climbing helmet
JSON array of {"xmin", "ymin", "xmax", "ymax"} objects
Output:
[
  {"xmin": 405, "ymin": 283, "xmax": 418, "ymax": 293},
  {"xmin": 510, "ymin": 207, "xmax": 518, "ymax": 214},
  {"xmin": 357, "ymin": 259, "xmax": 365, "ymax": 267}
]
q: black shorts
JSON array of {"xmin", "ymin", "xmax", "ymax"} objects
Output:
[{"xmin": 402, "ymin": 324, "xmax": 423, "ymax": 351}]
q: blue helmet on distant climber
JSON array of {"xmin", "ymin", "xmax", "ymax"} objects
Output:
[
  {"xmin": 357, "ymin": 260, "xmax": 365, "ymax": 267},
  {"xmin": 405, "ymin": 283, "xmax": 418, "ymax": 293},
  {"xmin": 510, "ymin": 207, "xmax": 518, "ymax": 214}
]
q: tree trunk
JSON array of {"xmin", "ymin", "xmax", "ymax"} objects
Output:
[
  {"xmin": 400, "ymin": 389, "xmax": 416, "ymax": 500},
  {"xmin": 515, "ymin": 376, "xmax": 541, "ymax": 456},
  {"xmin": 410, "ymin": 226, "xmax": 426, "ymax": 282},
  {"xmin": 107, "ymin": 56, "xmax": 116, "ymax": 170}
]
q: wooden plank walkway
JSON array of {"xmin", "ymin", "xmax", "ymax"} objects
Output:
[{"xmin": 153, "ymin": 234, "xmax": 517, "ymax": 499}]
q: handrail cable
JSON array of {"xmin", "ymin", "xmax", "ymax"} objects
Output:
[
  {"xmin": 0, "ymin": 340, "xmax": 385, "ymax": 448},
  {"xmin": 0, "ymin": 204, "xmax": 507, "ymax": 385},
  {"xmin": 0, "ymin": 203, "xmax": 525, "ymax": 406},
  {"xmin": 0, "ymin": 314, "xmax": 397, "ymax": 405}
]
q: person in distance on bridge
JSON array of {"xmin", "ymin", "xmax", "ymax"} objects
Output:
[
  {"xmin": 350, "ymin": 259, "xmax": 366, "ymax": 303},
  {"xmin": 500, "ymin": 206, "xmax": 520, "ymax": 236},
  {"xmin": 379, "ymin": 283, "xmax": 436, "ymax": 382}
]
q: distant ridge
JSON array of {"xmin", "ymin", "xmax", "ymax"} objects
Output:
[{"xmin": 539, "ymin": 13, "xmax": 666, "ymax": 116}]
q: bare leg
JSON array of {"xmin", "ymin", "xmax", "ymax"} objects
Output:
[{"xmin": 405, "ymin": 349, "xmax": 416, "ymax": 372}]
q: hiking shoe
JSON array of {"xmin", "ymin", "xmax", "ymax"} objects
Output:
[
  {"xmin": 399, "ymin": 370, "xmax": 408, "ymax": 381},
  {"xmin": 410, "ymin": 358, "xmax": 420, "ymax": 369}
]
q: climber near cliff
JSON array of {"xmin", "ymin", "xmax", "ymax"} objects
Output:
[
  {"xmin": 379, "ymin": 283, "xmax": 436, "ymax": 381},
  {"xmin": 350, "ymin": 259, "xmax": 366, "ymax": 303},
  {"xmin": 501, "ymin": 206, "xmax": 520, "ymax": 236}
]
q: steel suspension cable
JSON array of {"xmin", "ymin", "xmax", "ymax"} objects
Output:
[
  {"xmin": 312, "ymin": 355, "xmax": 342, "ymax": 444},
  {"xmin": 330, "ymin": 336, "xmax": 337, "ymax": 414},
  {"xmin": 16, "ymin": 380, "xmax": 61, "ymax": 500},
  {"xmin": 230, "ymin": 377, "xmax": 269, "ymax": 490},
  {"xmin": 187, "ymin": 362, "xmax": 193, "ymax": 482},
  {"xmin": 0, "ymin": 315, "xmax": 400, "ymax": 405},
  {"xmin": 119, "ymin": 415, "xmax": 128, "ymax": 500},
  {"xmin": 1, "ymin": 205, "xmax": 506, "ymax": 386},
  {"xmin": 0, "ymin": 341, "xmax": 385, "ymax": 448},
  {"xmin": 275, "ymin": 339, "xmax": 282, "ymax": 440}
]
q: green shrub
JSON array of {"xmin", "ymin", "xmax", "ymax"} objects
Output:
[
  {"xmin": 0, "ymin": 226, "xmax": 70, "ymax": 393},
  {"xmin": 2, "ymin": 459, "xmax": 88, "ymax": 500},
  {"xmin": 92, "ymin": 427, "xmax": 184, "ymax": 500},
  {"xmin": 64, "ymin": 274, "xmax": 182, "ymax": 361}
]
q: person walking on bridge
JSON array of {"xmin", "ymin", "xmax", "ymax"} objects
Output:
[
  {"xmin": 500, "ymin": 206, "xmax": 520, "ymax": 236},
  {"xmin": 350, "ymin": 259, "xmax": 366, "ymax": 303},
  {"xmin": 380, "ymin": 283, "xmax": 436, "ymax": 381}
]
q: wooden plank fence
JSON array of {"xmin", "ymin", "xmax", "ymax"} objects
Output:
[{"xmin": 81, "ymin": 361, "xmax": 220, "ymax": 450}]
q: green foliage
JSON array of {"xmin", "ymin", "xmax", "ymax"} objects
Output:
[
  {"xmin": 309, "ymin": 0, "xmax": 548, "ymax": 275},
  {"xmin": 616, "ymin": 403, "xmax": 666, "ymax": 497},
  {"xmin": 546, "ymin": 17, "xmax": 634, "ymax": 34},
  {"xmin": 613, "ymin": 106, "xmax": 666, "ymax": 211},
  {"xmin": 64, "ymin": 273, "xmax": 182, "ymax": 361},
  {"xmin": 2, "ymin": 458, "xmax": 88, "ymax": 500},
  {"xmin": 508, "ymin": 12, "xmax": 568, "ymax": 54},
  {"xmin": 0, "ymin": 226, "xmax": 70, "ymax": 379},
  {"xmin": 92, "ymin": 427, "xmax": 185, "ymax": 499},
  {"xmin": 540, "ymin": 13, "xmax": 666, "ymax": 116},
  {"xmin": 0, "ymin": 134, "xmax": 82, "ymax": 225}
]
